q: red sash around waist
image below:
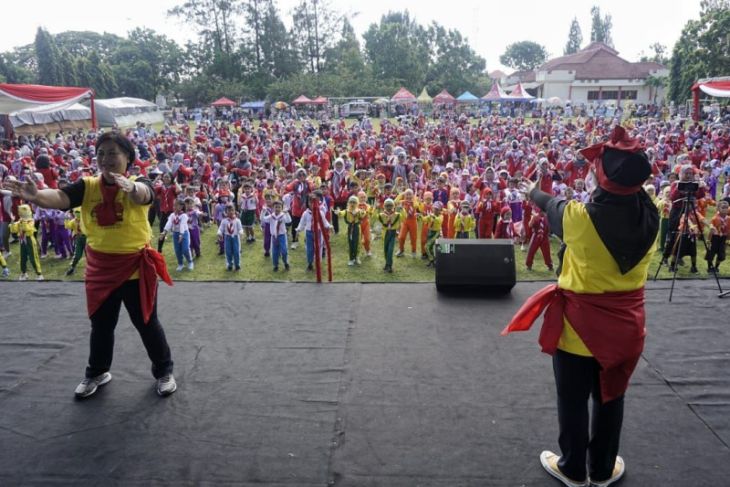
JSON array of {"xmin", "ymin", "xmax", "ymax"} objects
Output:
[
  {"xmin": 85, "ymin": 245, "xmax": 173, "ymax": 324},
  {"xmin": 502, "ymin": 284, "xmax": 646, "ymax": 403}
]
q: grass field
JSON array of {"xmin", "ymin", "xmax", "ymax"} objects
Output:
[{"xmin": 2, "ymin": 221, "xmax": 726, "ymax": 283}]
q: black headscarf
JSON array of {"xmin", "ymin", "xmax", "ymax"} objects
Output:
[{"xmin": 585, "ymin": 184, "xmax": 659, "ymax": 275}]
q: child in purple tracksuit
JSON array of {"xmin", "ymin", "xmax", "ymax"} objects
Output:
[
  {"xmin": 52, "ymin": 209, "xmax": 73, "ymax": 259},
  {"xmin": 185, "ymin": 197, "xmax": 202, "ymax": 259},
  {"xmin": 36, "ymin": 207, "xmax": 54, "ymax": 258}
]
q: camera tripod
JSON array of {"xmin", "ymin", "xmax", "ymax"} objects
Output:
[{"xmin": 652, "ymin": 193, "xmax": 724, "ymax": 301}]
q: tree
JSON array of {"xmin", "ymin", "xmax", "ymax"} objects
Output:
[
  {"xmin": 564, "ymin": 17, "xmax": 582, "ymax": 55},
  {"xmin": 242, "ymin": 0, "xmax": 299, "ymax": 79},
  {"xmin": 363, "ymin": 11, "xmax": 430, "ymax": 89},
  {"xmin": 168, "ymin": 0, "xmax": 242, "ymax": 80},
  {"xmin": 324, "ymin": 18, "xmax": 365, "ymax": 76},
  {"xmin": 668, "ymin": 6, "xmax": 730, "ymax": 103},
  {"xmin": 590, "ymin": 6, "xmax": 613, "ymax": 47},
  {"xmin": 34, "ymin": 27, "xmax": 65, "ymax": 85},
  {"xmin": 0, "ymin": 52, "xmax": 34, "ymax": 84},
  {"xmin": 424, "ymin": 23, "xmax": 487, "ymax": 95},
  {"xmin": 639, "ymin": 43, "xmax": 669, "ymax": 65},
  {"xmin": 499, "ymin": 41, "xmax": 548, "ymax": 71},
  {"xmin": 291, "ymin": 0, "xmax": 341, "ymax": 74}
]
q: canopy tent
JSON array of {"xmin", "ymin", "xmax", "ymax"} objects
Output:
[
  {"xmin": 692, "ymin": 77, "xmax": 730, "ymax": 121},
  {"xmin": 240, "ymin": 101, "xmax": 266, "ymax": 112},
  {"xmin": 481, "ymin": 82, "xmax": 510, "ymax": 101},
  {"xmin": 211, "ymin": 97, "xmax": 237, "ymax": 107},
  {"xmin": 546, "ymin": 96, "xmax": 563, "ymax": 106},
  {"xmin": 0, "ymin": 83, "xmax": 96, "ymax": 128},
  {"xmin": 391, "ymin": 87, "xmax": 416, "ymax": 103},
  {"xmin": 416, "ymin": 88, "xmax": 432, "ymax": 104},
  {"xmin": 292, "ymin": 95, "xmax": 313, "ymax": 105},
  {"xmin": 93, "ymin": 97, "xmax": 163, "ymax": 128},
  {"xmin": 311, "ymin": 96, "xmax": 329, "ymax": 105},
  {"xmin": 433, "ymin": 89, "xmax": 456, "ymax": 105},
  {"xmin": 457, "ymin": 91, "xmax": 479, "ymax": 103},
  {"xmin": 509, "ymin": 83, "xmax": 535, "ymax": 101},
  {"xmin": 373, "ymin": 97, "xmax": 390, "ymax": 105},
  {"xmin": 9, "ymin": 102, "xmax": 92, "ymax": 135}
]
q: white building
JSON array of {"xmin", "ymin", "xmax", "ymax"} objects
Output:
[{"xmin": 504, "ymin": 42, "xmax": 669, "ymax": 105}]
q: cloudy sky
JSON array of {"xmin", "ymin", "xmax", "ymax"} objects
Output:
[{"xmin": 2, "ymin": 0, "xmax": 702, "ymax": 71}]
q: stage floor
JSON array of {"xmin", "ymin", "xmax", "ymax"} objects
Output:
[{"xmin": 1, "ymin": 280, "xmax": 729, "ymax": 486}]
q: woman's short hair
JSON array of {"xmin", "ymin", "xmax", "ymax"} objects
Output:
[{"xmin": 95, "ymin": 132, "xmax": 136, "ymax": 167}]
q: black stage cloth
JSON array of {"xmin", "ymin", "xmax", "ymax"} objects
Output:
[{"xmin": 1, "ymin": 280, "xmax": 729, "ymax": 486}]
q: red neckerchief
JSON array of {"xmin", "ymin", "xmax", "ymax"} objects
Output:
[
  {"xmin": 173, "ymin": 212, "xmax": 181, "ymax": 226},
  {"xmin": 226, "ymin": 220, "xmax": 235, "ymax": 235},
  {"xmin": 95, "ymin": 176, "xmax": 122, "ymax": 226}
]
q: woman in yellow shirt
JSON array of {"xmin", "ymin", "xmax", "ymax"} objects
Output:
[{"xmin": 5, "ymin": 132, "xmax": 177, "ymax": 400}]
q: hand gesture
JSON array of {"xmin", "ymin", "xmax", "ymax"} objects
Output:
[
  {"xmin": 3, "ymin": 177, "xmax": 38, "ymax": 201},
  {"xmin": 110, "ymin": 172, "xmax": 135, "ymax": 193},
  {"xmin": 518, "ymin": 178, "xmax": 538, "ymax": 200}
]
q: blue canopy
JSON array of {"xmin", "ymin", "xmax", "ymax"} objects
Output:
[
  {"xmin": 241, "ymin": 101, "xmax": 265, "ymax": 109},
  {"xmin": 457, "ymin": 91, "xmax": 479, "ymax": 103}
]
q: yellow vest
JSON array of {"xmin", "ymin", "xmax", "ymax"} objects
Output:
[
  {"xmin": 557, "ymin": 201, "xmax": 655, "ymax": 356},
  {"xmin": 81, "ymin": 176, "xmax": 151, "ymax": 254}
]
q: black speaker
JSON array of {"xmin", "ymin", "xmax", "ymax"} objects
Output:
[{"xmin": 435, "ymin": 238, "xmax": 516, "ymax": 293}]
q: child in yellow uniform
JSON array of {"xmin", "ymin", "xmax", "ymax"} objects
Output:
[
  {"xmin": 453, "ymin": 201, "xmax": 476, "ymax": 238},
  {"xmin": 378, "ymin": 198, "xmax": 402, "ymax": 273},
  {"xmin": 338, "ymin": 195, "xmax": 366, "ymax": 266},
  {"xmin": 9, "ymin": 204, "xmax": 43, "ymax": 281},
  {"xmin": 64, "ymin": 208, "xmax": 86, "ymax": 276},
  {"xmin": 422, "ymin": 201, "xmax": 445, "ymax": 267}
]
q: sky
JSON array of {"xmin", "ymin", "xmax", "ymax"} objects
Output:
[{"xmin": 1, "ymin": 0, "xmax": 702, "ymax": 72}]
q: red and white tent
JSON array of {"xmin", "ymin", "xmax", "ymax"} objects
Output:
[
  {"xmin": 211, "ymin": 97, "xmax": 237, "ymax": 107},
  {"xmin": 0, "ymin": 83, "xmax": 96, "ymax": 128},
  {"xmin": 481, "ymin": 82, "xmax": 510, "ymax": 101},
  {"xmin": 692, "ymin": 77, "xmax": 730, "ymax": 120},
  {"xmin": 292, "ymin": 95, "xmax": 313, "ymax": 105},
  {"xmin": 311, "ymin": 96, "xmax": 329, "ymax": 105},
  {"xmin": 433, "ymin": 89, "xmax": 456, "ymax": 105},
  {"xmin": 508, "ymin": 83, "xmax": 534, "ymax": 101},
  {"xmin": 391, "ymin": 87, "xmax": 416, "ymax": 103}
]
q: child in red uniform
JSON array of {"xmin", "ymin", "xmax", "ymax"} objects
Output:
[
  {"xmin": 525, "ymin": 205, "xmax": 553, "ymax": 271},
  {"xmin": 706, "ymin": 200, "xmax": 729, "ymax": 272},
  {"xmin": 476, "ymin": 188, "xmax": 496, "ymax": 238}
]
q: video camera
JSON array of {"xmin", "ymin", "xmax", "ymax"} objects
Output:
[{"xmin": 677, "ymin": 181, "xmax": 699, "ymax": 193}]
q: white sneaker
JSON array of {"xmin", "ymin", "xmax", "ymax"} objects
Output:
[
  {"xmin": 75, "ymin": 372, "xmax": 112, "ymax": 399},
  {"xmin": 590, "ymin": 456, "xmax": 625, "ymax": 487},
  {"xmin": 176, "ymin": 265, "xmax": 184, "ymax": 271},
  {"xmin": 347, "ymin": 260, "xmax": 355, "ymax": 266},
  {"xmin": 396, "ymin": 250, "xmax": 404, "ymax": 257},
  {"xmin": 2, "ymin": 268, "xmax": 9, "ymax": 278},
  {"xmin": 366, "ymin": 251, "xmax": 372, "ymax": 257},
  {"xmin": 356, "ymin": 258, "xmax": 361, "ymax": 265},
  {"xmin": 156, "ymin": 374, "xmax": 177, "ymax": 396},
  {"xmin": 36, "ymin": 274, "xmax": 44, "ymax": 281},
  {"xmin": 411, "ymin": 252, "xmax": 417, "ymax": 258},
  {"xmin": 19, "ymin": 273, "xmax": 28, "ymax": 281},
  {"xmin": 540, "ymin": 451, "xmax": 588, "ymax": 487},
  {"xmin": 187, "ymin": 261, "xmax": 194, "ymax": 270},
  {"xmin": 291, "ymin": 242, "xmax": 299, "ymax": 249}
]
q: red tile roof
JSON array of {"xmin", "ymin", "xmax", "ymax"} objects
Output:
[{"xmin": 539, "ymin": 42, "xmax": 665, "ymax": 80}]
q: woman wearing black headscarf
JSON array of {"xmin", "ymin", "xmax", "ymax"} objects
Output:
[{"xmin": 504, "ymin": 126, "xmax": 659, "ymax": 487}]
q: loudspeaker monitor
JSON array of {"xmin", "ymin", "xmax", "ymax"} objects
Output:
[{"xmin": 435, "ymin": 238, "xmax": 516, "ymax": 293}]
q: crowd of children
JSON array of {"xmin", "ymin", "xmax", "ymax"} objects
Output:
[{"xmin": 1, "ymin": 110, "xmax": 729, "ymax": 280}]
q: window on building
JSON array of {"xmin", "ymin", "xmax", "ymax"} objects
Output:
[{"xmin": 602, "ymin": 90, "xmax": 619, "ymax": 99}]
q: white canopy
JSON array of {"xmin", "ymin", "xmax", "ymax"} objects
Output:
[{"xmin": 93, "ymin": 97, "xmax": 163, "ymax": 127}]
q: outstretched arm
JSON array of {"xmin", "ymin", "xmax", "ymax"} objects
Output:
[{"xmin": 3, "ymin": 178, "xmax": 70, "ymax": 210}]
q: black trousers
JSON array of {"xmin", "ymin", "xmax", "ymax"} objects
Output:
[
  {"xmin": 86, "ymin": 279, "xmax": 174, "ymax": 379},
  {"xmin": 331, "ymin": 202, "xmax": 347, "ymax": 234},
  {"xmin": 553, "ymin": 349, "xmax": 624, "ymax": 482}
]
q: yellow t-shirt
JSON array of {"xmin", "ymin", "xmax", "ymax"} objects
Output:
[
  {"xmin": 557, "ymin": 201, "xmax": 655, "ymax": 356},
  {"xmin": 81, "ymin": 176, "xmax": 152, "ymax": 254}
]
